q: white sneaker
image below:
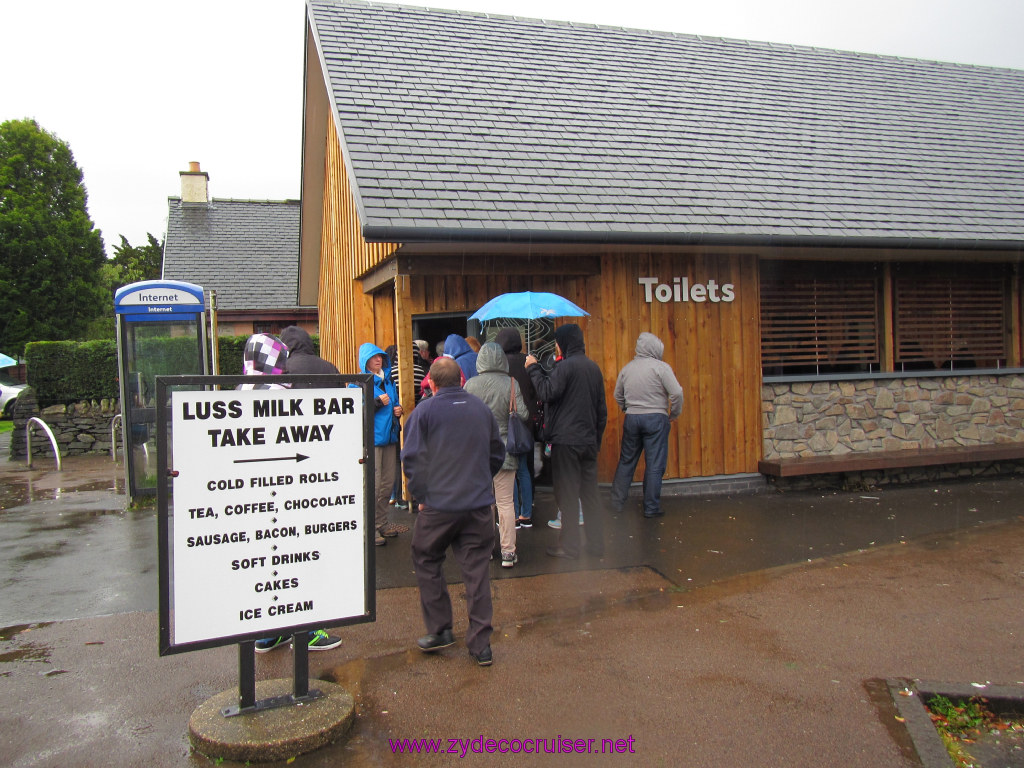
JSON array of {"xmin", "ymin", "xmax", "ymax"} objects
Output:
[
  {"xmin": 501, "ymin": 552, "xmax": 518, "ymax": 568},
  {"xmin": 547, "ymin": 518, "xmax": 561, "ymax": 530}
]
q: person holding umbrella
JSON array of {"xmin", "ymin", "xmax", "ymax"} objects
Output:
[{"xmin": 525, "ymin": 323, "xmax": 607, "ymax": 559}]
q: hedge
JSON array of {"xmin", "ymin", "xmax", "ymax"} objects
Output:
[
  {"xmin": 25, "ymin": 341, "xmax": 119, "ymax": 406},
  {"xmin": 24, "ymin": 335, "xmax": 321, "ymax": 407}
]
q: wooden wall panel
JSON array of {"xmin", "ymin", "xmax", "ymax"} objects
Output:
[
  {"xmin": 368, "ymin": 250, "xmax": 760, "ymax": 481},
  {"xmin": 589, "ymin": 251, "xmax": 761, "ymax": 480},
  {"xmin": 317, "ymin": 116, "xmax": 400, "ymax": 373}
]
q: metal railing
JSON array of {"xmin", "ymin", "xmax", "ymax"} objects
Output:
[
  {"xmin": 25, "ymin": 417, "xmax": 61, "ymax": 471},
  {"xmin": 110, "ymin": 414, "xmax": 123, "ymax": 461}
]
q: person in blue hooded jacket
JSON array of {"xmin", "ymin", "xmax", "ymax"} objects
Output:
[
  {"xmin": 444, "ymin": 334, "xmax": 479, "ymax": 382},
  {"xmin": 358, "ymin": 342, "xmax": 408, "ymax": 546}
]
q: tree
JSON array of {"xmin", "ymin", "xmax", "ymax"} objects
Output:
[
  {"xmin": 111, "ymin": 233, "xmax": 163, "ymax": 286},
  {"xmin": 0, "ymin": 118, "xmax": 107, "ymax": 351},
  {"xmin": 81, "ymin": 233, "xmax": 164, "ymax": 339}
]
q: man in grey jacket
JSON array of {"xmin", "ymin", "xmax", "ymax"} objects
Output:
[{"xmin": 610, "ymin": 332, "xmax": 684, "ymax": 518}]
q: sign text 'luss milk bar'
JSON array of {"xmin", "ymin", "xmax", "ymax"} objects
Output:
[{"xmin": 169, "ymin": 388, "xmax": 367, "ymax": 647}]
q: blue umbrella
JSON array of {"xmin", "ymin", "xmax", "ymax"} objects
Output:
[
  {"xmin": 0, "ymin": 353, "xmax": 16, "ymax": 369},
  {"xmin": 470, "ymin": 291, "xmax": 589, "ymax": 355},
  {"xmin": 470, "ymin": 291, "xmax": 589, "ymax": 322}
]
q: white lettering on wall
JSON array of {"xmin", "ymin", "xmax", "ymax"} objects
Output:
[{"xmin": 638, "ymin": 277, "xmax": 735, "ymax": 304}]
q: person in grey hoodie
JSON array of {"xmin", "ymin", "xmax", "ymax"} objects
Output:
[
  {"xmin": 610, "ymin": 332, "xmax": 684, "ymax": 518},
  {"xmin": 465, "ymin": 343, "xmax": 529, "ymax": 567}
]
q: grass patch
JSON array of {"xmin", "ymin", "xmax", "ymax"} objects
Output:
[
  {"xmin": 926, "ymin": 694, "xmax": 1024, "ymax": 768},
  {"xmin": 0, "ymin": 420, "xmax": 13, "ymax": 435}
]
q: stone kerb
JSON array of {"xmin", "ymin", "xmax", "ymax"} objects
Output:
[
  {"xmin": 761, "ymin": 374, "xmax": 1024, "ymax": 460},
  {"xmin": 9, "ymin": 387, "xmax": 121, "ymax": 460}
]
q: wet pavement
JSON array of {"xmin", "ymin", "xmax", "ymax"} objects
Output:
[
  {"xmin": 2, "ymin": 429, "xmax": 1024, "ymax": 766},
  {"xmin": 4, "ymin": 430, "xmax": 1022, "ymax": 623}
]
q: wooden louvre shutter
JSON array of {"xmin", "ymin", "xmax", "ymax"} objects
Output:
[
  {"xmin": 761, "ymin": 263, "xmax": 880, "ymax": 375},
  {"xmin": 894, "ymin": 265, "xmax": 1008, "ymax": 370}
]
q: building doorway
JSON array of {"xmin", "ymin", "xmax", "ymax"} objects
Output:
[{"xmin": 411, "ymin": 313, "xmax": 479, "ymax": 361}]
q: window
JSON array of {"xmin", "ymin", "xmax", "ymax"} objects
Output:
[
  {"xmin": 253, "ymin": 322, "xmax": 285, "ymax": 336},
  {"xmin": 893, "ymin": 263, "xmax": 1009, "ymax": 372},
  {"xmin": 761, "ymin": 262, "xmax": 881, "ymax": 376}
]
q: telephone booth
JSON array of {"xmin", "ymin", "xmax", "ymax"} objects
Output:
[{"xmin": 114, "ymin": 280, "xmax": 208, "ymax": 500}]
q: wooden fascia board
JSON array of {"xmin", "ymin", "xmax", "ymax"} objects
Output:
[
  {"xmin": 360, "ymin": 260, "xmax": 398, "ymax": 294},
  {"xmin": 299, "ymin": 16, "xmax": 328, "ymax": 307}
]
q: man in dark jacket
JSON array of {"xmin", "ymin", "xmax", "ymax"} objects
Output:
[
  {"xmin": 402, "ymin": 357, "xmax": 505, "ymax": 666},
  {"xmin": 526, "ymin": 323, "xmax": 607, "ymax": 559},
  {"xmin": 280, "ymin": 326, "xmax": 339, "ymax": 383},
  {"xmin": 495, "ymin": 327, "xmax": 539, "ymax": 527}
]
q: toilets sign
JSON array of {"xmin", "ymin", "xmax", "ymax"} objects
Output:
[
  {"xmin": 638, "ymin": 276, "xmax": 735, "ymax": 304},
  {"xmin": 157, "ymin": 376, "xmax": 375, "ymax": 654}
]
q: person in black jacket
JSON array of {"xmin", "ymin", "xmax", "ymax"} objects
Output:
[
  {"xmin": 526, "ymin": 323, "xmax": 607, "ymax": 559},
  {"xmin": 280, "ymin": 326, "xmax": 340, "ymax": 384}
]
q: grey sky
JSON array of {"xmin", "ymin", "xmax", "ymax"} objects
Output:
[{"xmin": 3, "ymin": 0, "xmax": 1021, "ymax": 257}]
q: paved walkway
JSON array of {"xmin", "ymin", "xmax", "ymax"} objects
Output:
[{"xmin": 1, "ymin": 436, "xmax": 1022, "ymax": 766}]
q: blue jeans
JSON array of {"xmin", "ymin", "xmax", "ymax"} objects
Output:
[
  {"xmin": 610, "ymin": 413, "xmax": 671, "ymax": 516},
  {"xmin": 513, "ymin": 450, "xmax": 534, "ymax": 519}
]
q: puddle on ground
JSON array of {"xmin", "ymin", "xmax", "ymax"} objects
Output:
[
  {"xmin": 0, "ymin": 462, "xmax": 125, "ymax": 512},
  {"xmin": 17, "ymin": 541, "xmax": 70, "ymax": 563},
  {"xmin": 863, "ymin": 678, "xmax": 920, "ymax": 764},
  {"xmin": 0, "ymin": 623, "xmax": 52, "ymax": 642},
  {"xmin": 0, "ymin": 622, "xmax": 55, "ymax": 665},
  {"xmin": 0, "ymin": 645, "xmax": 51, "ymax": 663}
]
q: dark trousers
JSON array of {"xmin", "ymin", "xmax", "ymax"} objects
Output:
[
  {"xmin": 411, "ymin": 505, "xmax": 494, "ymax": 654},
  {"xmin": 610, "ymin": 413, "xmax": 671, "ymax": 516},
  {"xmin": 513, "ymin": 445, "xmax": 534, "ymax": 519},
  {"xmin": 551, "ymin": 443, "xmax": 604, "ymax": 557}
]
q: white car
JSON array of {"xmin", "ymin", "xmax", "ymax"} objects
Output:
[{"xmin": 0, "ymin": 370, "xmax": 26, "ymax": 417}]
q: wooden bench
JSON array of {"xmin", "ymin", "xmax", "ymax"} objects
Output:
[{"xmin": 758, "ymin": 443, "xmax": 1024, "ymax": 478}]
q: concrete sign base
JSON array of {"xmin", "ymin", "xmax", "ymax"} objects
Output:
[{"xmin": 188, "ymin": 678, "xmax": 355, "ymax": 763}]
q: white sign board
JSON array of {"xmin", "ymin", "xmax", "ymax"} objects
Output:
[{"xmin": 169, "ymin": 387, "xmax": 366, "ymax": 645}]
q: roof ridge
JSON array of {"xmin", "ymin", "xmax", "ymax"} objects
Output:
[
  {"xmin": 168, "ymin": 196, "xmax": 300, "ymax": 205},
  {"xmin": 316, "ymin": 0, "xmax": 1024, "ymax": 73}
]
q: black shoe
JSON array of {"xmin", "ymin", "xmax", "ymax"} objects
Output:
[
  {"xmin": 307, "ymin": 629, "xmax": 343, "ymax": 651},
  {"xmin": 643, "ymin": 511, "xmax": 664, "ymax": 518},
  {"xmin": 417, "ymin": 629, "xmax": 455, "ymax": 652},
  {"xmin": 254, "ymin": 636, "xmax": 288, "ymax": 653},
  {"xmin": 546, "ymin": 545, "xmax": 578, "ymax": 560},
  {"xmin": 515, "ymin": 517, "xmax": 532, "ymax": 529},
  {"xmin": 470, "ymin": 646, "xmax": 493, "ymax": 666}
]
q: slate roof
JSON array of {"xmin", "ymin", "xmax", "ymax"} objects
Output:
[
  {"xmin": 163, "ymin": 198, "xmax": 306, "ymax": 311},
  {"xmin": 308, "ymin": 0, "xmax": 1024, "ymax": 248}
]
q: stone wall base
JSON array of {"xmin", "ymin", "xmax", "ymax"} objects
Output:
[{"xmin": 9, "ymin": 388, "xmax": 121, "ymax": 460}]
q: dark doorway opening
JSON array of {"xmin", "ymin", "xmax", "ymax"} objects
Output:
[{"xmin": 412, "ymin": 313, "xmax": 479, "ymax": 360}]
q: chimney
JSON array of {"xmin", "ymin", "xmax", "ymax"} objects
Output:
[{"xmin": 180, "ymin": 161, "xmax": 209, "ymax": 203}]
